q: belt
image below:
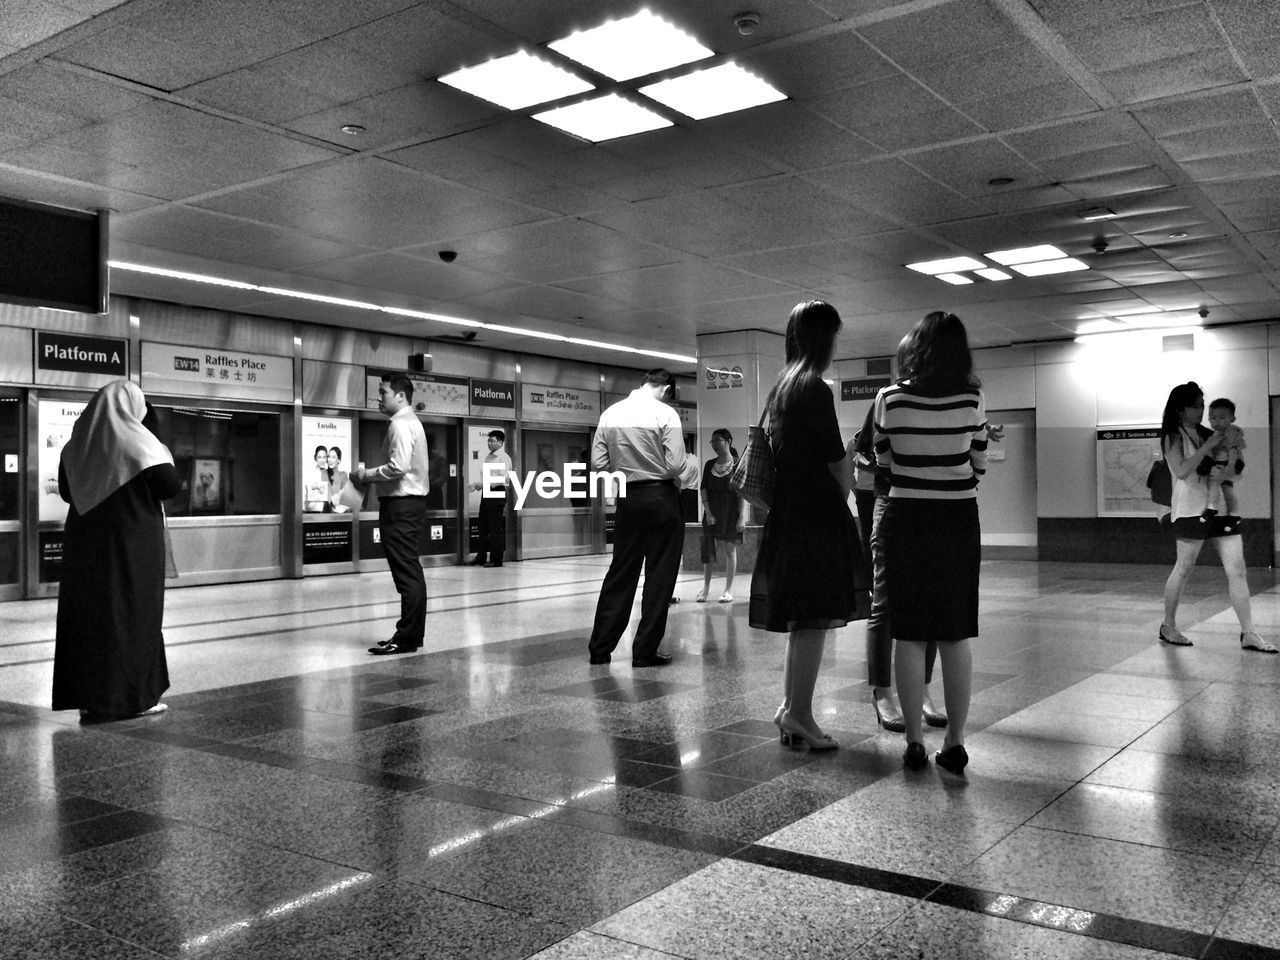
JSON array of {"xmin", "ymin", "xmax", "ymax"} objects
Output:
[{"xmin": 627, "ymin": 479, "xmax": 675, "ymax": 488}]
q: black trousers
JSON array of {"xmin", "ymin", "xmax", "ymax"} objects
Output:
[
  {"xmin": 588, "ymin": 482, "xmax": 684, "ymax": 661},
  {"xmin": 475, "ymin": 494, "xmax": 506, "ymax": 562},
  {"xmin": 379, "ymin": 496, "xmax": 428, "ymax": 646}
]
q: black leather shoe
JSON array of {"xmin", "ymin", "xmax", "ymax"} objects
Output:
[
  {"xmin": 468, "ymin": 558, "xmax": 485, "ymax": 566},
  {"xmin": 903, "ymin": 741, "xmax": 928, "ymax": 769},
  {"xmin": 935, "ymin": 744, "xmax": 969, "ymax": 775},
  {"xmin": 632, "ymin": 653, "xmax": 673, "ymax": 667},
  {"xmin": 589, "ymin": 655, "xmax": 611, "ymax": 664},
  {"xmin": 483, "ymin": 561, "xmax": 502, "ymax": 567},
  {"xmin": 370, "ymin": 642, "xmax": 420, "ymax": 655}
]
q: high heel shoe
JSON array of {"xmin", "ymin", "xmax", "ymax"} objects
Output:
[
  {"xmin": 903, "ymin": 741, "xmax": 927, "ymax": 769},
  {"xmin": 779, "ymin": 712, "xmax": 838, "ymax": 750},
  {"xmin": 772, "ymin": 706, "xmax": 789, "ymax": 745},
  {"xmin": 872, "ymin": 694, "xmax": 905, "ymax": 733},
  {"xmin": 922, "ymin": 697, "xmax": 949, "ymax": 729},
  {"xmin": 935, "ymin": 743, "xmax": 969, "ymax": 775}
]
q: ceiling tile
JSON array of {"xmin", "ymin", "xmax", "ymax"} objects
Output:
[
  {"xmin": 1001, "ymin": 114, "xmax": 1134, "ymax": 161},
  {"xmin": 1177, "ymin": 149, "xmax": 1280, "ymax": 188},
  {"xmin": 741, "ymin": 31, "xmax": 898, "ymax": 99},
  {"xmin": 698, "ymin": 102, "xmax": 884, "ymax": 171},
  {"xmin": 1098, "ymin": 50, "xmax": 1246, "ymax": 104},
  {"xmin": 805, "ymin": 73, "xmax": 950, "ymax": 128},
  {"xmin": 0, "ymin": 62, "xmax": 152, "ymax": 124},
  {"xmin": 451, "ymin": 219, "xmax": 678, "ymax": 284},
  {"xmin": 114, "ymin": 205, "xmax": 373, "ymax": 270},
  {"xmin": 283, "ymin": 83, "xmax": 496, "ymax": 149},
  {"xmin": 334, "ymin": 5, "xmax": 495, "ymax": 79},
  {"xmin": 805, "ymin": 158, "xmax": 980, "ymax": 226},
  {"xmin": 905, "ymin": 140, "xmax": 1045, "ymax": 198},
  {"xmin": 0, "ymin": 0, "xmax": 85, "ymax": 47},
  {"xmin": 1133, "ymin": 88, "xmax": 1266, "ymax": 136},
  {"xmin": 961, "ymin": 82, "xmax": 1099, "ymax": 133},
  {"xmin": 304, "ymin": 252, "xmax": 519, "ymax": 302},
  {"xmin": 858, "ymin": 0, "xmax": 1024, "ymax": 70},
  {"xmin": 910, "ymin": 42, "xmax": 1070, "ymax": 104}
]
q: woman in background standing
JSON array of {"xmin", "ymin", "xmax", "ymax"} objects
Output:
[
  {"xmin": 697, "ymin": 428, "xmax": 744, "ymax": 603},
  {"xmin": 54, "ymin": 380, "xmax": 181, "ymax": 721}
]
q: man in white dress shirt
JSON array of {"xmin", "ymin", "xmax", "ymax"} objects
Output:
[
  {"xmin": 467, "ymin": 429, "xmax": 512, "ymax": 567},
  {"xmin": 588, "ymin": 369, "xmax": 699, "ymax": 667},
  {"xmin": 353, "ymin": 376, "xmax": 430, "ymax": 655}
]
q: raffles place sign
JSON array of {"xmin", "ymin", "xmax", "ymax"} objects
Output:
[
  {"xmin": 521, "ymin": 383, "xmax": 601, "ymax": 424},
  {"xmin": 141, "ymin": 342, "xmax": 293, "ymax": 402}
]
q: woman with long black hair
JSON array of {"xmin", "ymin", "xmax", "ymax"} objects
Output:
[
  {"xmin": 750, "ymin": 300, "xmax": 869, "ymax": 750},
  {"xmin": 1159, "ymin": 381, "xmax": 1275, "ymax": 653}
]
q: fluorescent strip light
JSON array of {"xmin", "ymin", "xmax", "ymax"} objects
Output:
[
  {"xmin": 108, "ymin": 261, "xmax": 695, "ymax": 363},
  {"xmin": 548, "ymin": 10, "xmax": 713, "ymax": 81},
  {"xmin": 1119, "ymin": 313, "xmax": 1202, "ymax": 329},
  {"xmin": 905, "ymin": 256, "xmax": 986, "ymax": 275},
  {"xmin": 533, "ymin": 93, "xmax": 672, "ymax": 142},
  {"xmin": 1075, "ymin": 318, "xmax": 1123, "ymax": 334},
  {"xmin": 936, "ymin": 273, "xmax": 974, "ymax": 285},
  {"xmin": 640, "ymin": 63, "xmax": 785, "ymax": 120},
  {"xmin": 974, "ymin": 268, "xmax": 1012, "ymax": 281},
  {"xmin": 1010, "ymin": 257, "xmax": 1089, "ymax": 276},
  {"xmin": 437, "ymin": 50, "xmax": 593, "ymax": 110},
  {"xmin": 985, "ymin": 244, "xmax": 1067, "ymax": 266},
  {"xmin": 1079, "ymin": 207, "xmax": 1117, "ymax": 221}
]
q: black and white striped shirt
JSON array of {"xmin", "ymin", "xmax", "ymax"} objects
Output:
[{"xmin": 872, "ymin": 383, "xmax": 988, "ymax": 499}]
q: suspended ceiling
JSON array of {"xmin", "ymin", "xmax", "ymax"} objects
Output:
[{"xmin": 2, "ymin": 0, "xmax": 1279, "ymax": 369}]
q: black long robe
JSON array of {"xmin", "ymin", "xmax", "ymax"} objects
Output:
[{"xmin": 53, "ymin": 462, "xmax": 182, "ymax": 714}]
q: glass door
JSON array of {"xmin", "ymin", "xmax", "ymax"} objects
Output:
[
  {"xmin": 0, "ymin": 390, "xmax": 20, "ymax": 600},
  {"xmin": 518, "ymin": 427, "xmax": 595, "ymax": 559}
]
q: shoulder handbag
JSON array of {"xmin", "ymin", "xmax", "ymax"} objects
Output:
[{"xmin": 729, "ymin": 402, "xmax": 775, "ymax": 510}]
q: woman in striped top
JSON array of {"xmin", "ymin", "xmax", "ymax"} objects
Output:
[{"xmin": 872, "ymin": 311, "xmax": 987, "ymax": 773}]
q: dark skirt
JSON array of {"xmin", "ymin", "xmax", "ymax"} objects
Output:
[
  {"xmin": 879, "ymin": 497, "xmax": 979, "ymax": 643},
  {"xmin": 749, "ymin": 474, "xmax": 870, "ymax": 633}
]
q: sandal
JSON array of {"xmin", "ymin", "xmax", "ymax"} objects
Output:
[
  {"xmin": 694, "ymin": 589, "xmax": 708, "ymax": 603},
  {"xmin": 717, "ymin": 591, "xmax": 734, "ymax": 603},
  {"xmin": 1159, "ymin": 624, "xmax": 1193, "ymax": 646},
  {"xmin": 1241, "ymin": 632, "xmax": 1279, "ymax": 654}
]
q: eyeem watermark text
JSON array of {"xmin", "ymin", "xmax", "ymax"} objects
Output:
[{"xmin": 483, "ymin": 462, "xmax": 625, "ymax": 510}]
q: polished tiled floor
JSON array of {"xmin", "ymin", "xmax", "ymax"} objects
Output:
[{"xmin": 3, "ymin": 557, "xmax": 1280, "ymax": 958}]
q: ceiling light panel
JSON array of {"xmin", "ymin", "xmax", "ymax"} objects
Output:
[
  {"xmin": 438, "ymin": 50, "xmax": 593, "ymax": 110},
  {"xmin": 533, "ymin": 93, "xmax": 672, "ymax": 142},
  {"xmin": 548, "ymin": 10, "xmax": 713, "ymax": 81},
  {"xmin": 1010, "ymin": 257, "xmax": 1089, "ymax": 276},
  {"xmin": 985, "ymin": 244, "xmax": 1068, "ymax": 266},
  {"xmin": 640, "ymin": 63, "xmax": 785, "ymax": 119},
  {"xmin": 974, "ymin": 268, "xmax": 1012, "ymax": 281},
  {"xmin": 936, "ymin": 273, "xmax": 974, "ymax": 285},
  {"xmin": 905, "ymin": 256, "xmax": 986, "ymax": 275}
]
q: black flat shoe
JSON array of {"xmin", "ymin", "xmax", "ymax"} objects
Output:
[
  {"xmin": 589, "ymin": 655, "xmax": 611, "ymax": 664},
  {"xmin": 935, "ymin": 744, "xmax": 969, "ymax": 775},
  {"xmin": 632, "ymin": 653, "xmax": 673, "ymax": 667},
  {"xmin": 903, "ymin": 741, "xmax": 927, "ymax": 769}
]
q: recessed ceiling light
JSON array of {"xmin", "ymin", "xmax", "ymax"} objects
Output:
[
  {"xmin": 985, "ymin": 244, "xmax": 1067, "ymax": 266},
  {"xmin": 1078, "ymin": 207, "xmax": 1116, "ymax": 221},
  {"xmin": 1168, "ymin": 231, "xmax": 1189, "ymax": 239},
  {"xmin": 1010, "ymin": 257, "xmax": 1089, "ymax": 276},
  {"xmin": 905, "ymin": 256, "xmax": 986, "ymax": 275},
  {"xmin": 532, "ymin": 93, "xmax": 672, "ymax": 142},
  {"xmin": 438, "ymin": 49, "xmax": 593, "ymax": 110},
  {"xmin": 936, "ymin": 272, "xmax": 974, "ymax": 285},
  {"xmin": 548, "ymin": 10, "xmax": 713, "ymax": 81},
  {"xmin": 974, "ymin": 268, "xmax": 1012, "ymax": 281},
  {"xmin": 987, "ymin": 176, "xmax": 1015, "ymax": 186},
  {"xmin": 640, "ymin": 63, "xmax": 784, "ymax": 119},
  {"xmin": 340, "ymin": 124, "xmax": 366, "ymax": 135}
]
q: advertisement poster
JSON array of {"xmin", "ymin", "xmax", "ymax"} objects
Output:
[
  {"xmin": 1096, "ymin": 427, "xmax": 1162, "ymax": 517},
  {"xmin": 37, "ymin": 399, "xmax": 87, "ymax": 522},
  {"xmin": 301, "ymin": 416, "xmax": 354, "ymax": 514}
]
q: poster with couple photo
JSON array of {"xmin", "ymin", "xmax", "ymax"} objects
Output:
[
  {"xmin": 187, "ymin": 458, "xmax": 226, "ymax": 512},
  {"xmin": 301, "ymin": 416, "xmax": 355, "ymax": 513}
]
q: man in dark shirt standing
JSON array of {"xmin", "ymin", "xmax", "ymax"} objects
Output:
[{"xmin": 588, "ymin": 369, "xmax": 699, "ymax": 667}]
